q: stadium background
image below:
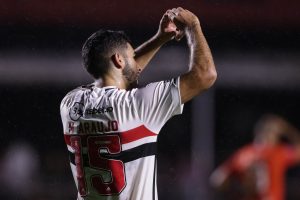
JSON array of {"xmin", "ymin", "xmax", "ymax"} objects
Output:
[{"xmin": 1, "ymin": 0, "xmax": 300, "ymax": 199}]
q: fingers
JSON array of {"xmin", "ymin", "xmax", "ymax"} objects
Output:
[
  {"xmin": 166, "ymin": 9, "xmax": 176, "ymax": 21},
  {"xmin": 161, "ymin": 7, "xmax": 186, "ymax": 41},
  {"xmin": 171, "ymin": 8, "xmax": 179, "ymax": 16},
  {"xmin": 168, "ymin": 7, "xmax": 187, "ymax": 25},
  {"xmin": 175, "ymin": 31, "xmax": 185, "ymax": 41},
  {"xmin": 160, "ymin": 7, "xmax": 197, "ymax": 41},
  {"xmin": 165, "ymin": 9, "xmax": 183, "ymax": 29},
  {"xmin": 165, "ymin": 7, "xmax": 184, "ymax": 22},
  {"xmin": 168, "ymin": 7, "xmax": 185, "ymax": 20},
  {"xmin": 166, "ymin": 7, "xmax": 198, "ymax": 29}
]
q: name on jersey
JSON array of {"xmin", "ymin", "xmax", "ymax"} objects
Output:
[
  {"xmin": 69, "ymin": 120, "xmax": 118, "ymax": 134},
  {"xmin": 69, "ymin": 102, "xmax": 113, "ymax": 121}
]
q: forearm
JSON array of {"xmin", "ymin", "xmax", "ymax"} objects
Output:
[
  {"xmin": 283, "ymin": 122, "xmax": 300, "ymax": 161},
  {"xmin": 284, "ymin": 125, "xmax": 300, "ymax": 144},
  {"xmin": 273, "ymin": 116, "xmax": 300, "ymax": 144},
  {"xmin": 180, "ymin": 22, "xmax": 217, "ymax": 103},
  {"xmin": 134, "ymin": 33, "xmax": 170, "ymax": 72},
  {"xmin": 187, "ymin": 23, "xmax": 216, "ymax": 82}
]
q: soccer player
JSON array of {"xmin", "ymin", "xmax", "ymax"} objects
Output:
[
  {"xmin": 60, "ymin": 7, "xmax": 216, "ymax": 200},
  {"xmin": 210, "ymin": 114, "xmax": 300, "ymax": 200}
]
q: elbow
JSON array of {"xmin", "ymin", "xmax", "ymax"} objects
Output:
[
  {"xmin": 196, "ymin": 67, "xmax": 217, "ymax": 90},
  {"xmin": 210, "ymin": 166, "xmax": 229, "ymax": 189},
  {"xmin": 206, "ymin": 68, "xmax": 217, "ymax": 88}
]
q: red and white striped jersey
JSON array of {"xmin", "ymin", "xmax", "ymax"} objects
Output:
[{"xmin": 60, "ymin": 78, "xmax": 183, "ymax": 200}]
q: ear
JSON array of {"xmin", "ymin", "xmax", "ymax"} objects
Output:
[{"xmin": 111, "ymin": 53, "xmax": 125, "ymax": 69}]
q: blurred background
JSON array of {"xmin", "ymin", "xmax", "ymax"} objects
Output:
[{"xmin": 1, "ymin": 0, "xmax": 300, "ymax": 199}]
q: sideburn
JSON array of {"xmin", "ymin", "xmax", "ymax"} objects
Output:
[{"xmin": 122, "ymin": 59, "xmax": 138, "ymax": 88}]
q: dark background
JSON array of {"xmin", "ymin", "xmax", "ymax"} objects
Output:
[{"xmin": 1, "ymin": 0, "xmax": 300, "ymax": 199}]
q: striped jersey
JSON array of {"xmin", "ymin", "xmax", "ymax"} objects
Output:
[{"xmin": 60, "ymin": 78, "xmax": 183, "ymax": 200}]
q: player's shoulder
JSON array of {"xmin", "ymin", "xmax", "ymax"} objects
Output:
[
  {"xmin": 60, "ymin": 84, "xmax": 94, "ymax": 106},
  {"xmin": 144, "ymin": 78, "xmax": 179, "ymax": 88},
  {"xmin": 135, "ymin": 78, "xmax": 179, "ymax": 95}
]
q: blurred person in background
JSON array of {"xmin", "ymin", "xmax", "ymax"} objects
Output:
[
  {"xmin": 210, "ymin": 114, "xmax": 300, "ymax": 200},
  {"xmin": 0, "ymin": 141, "xmax": 39, "ymax": 199},
  {"xmin": 60, "ymin": 7, "xmax": 216, "ymax": 200}
]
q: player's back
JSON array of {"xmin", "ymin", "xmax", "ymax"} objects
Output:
[{"xmin": 60, "ymin": 79, "xmax": 183, "ymax": 200}]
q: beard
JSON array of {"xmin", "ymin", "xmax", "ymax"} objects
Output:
[{"xmin": 122, "ymin": 59, "xmax": 139, "ymax": 89}]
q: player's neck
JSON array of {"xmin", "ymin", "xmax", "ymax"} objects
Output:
[{"xmin": 95, "ymin": 75, "xmax": 128, "ymax": 90}]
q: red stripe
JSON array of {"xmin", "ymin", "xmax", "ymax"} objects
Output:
[
  {"xmin": 64, "ymin": 134, "xmax": 90, "ymax": 147},
  {"xmin": 64, "ymin": 134, "xmax": 71, "ymax": 146},
  {"xmin": 119, "ymin": 125, "xmax": 156, "ymax": 144},
  {"xmin": 64, "ymin": 125, "xmax": 156, "ymax": 146}
]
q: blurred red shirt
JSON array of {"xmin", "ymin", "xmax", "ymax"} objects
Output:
[{"xmin": 223, "ymin": 144, "xmax": 297, "ymax": 200}]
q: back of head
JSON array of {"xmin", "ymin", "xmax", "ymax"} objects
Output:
[
  {"xmin": 82, "ymin": 30, "xmax": 131, "ymax": 79},
  {"xmin": 254, "ymin": 114, "xmax": 284, "ymax": 145}
]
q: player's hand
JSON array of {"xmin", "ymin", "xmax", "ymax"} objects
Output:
[
  {"xmin": 157, "ymin": 10, "xmax": 184, "ymax": 41},
  {"xmin": 167, "ymin": 7, "xmax": 200, "ymax": 33}
]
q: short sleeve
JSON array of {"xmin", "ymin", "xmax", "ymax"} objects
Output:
[{"xmin": 133, "ymin": 77, "xmax": 184, "ymax": 133}]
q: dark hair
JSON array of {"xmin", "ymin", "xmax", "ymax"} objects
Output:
[
  {"xmin": 254, "ymin": 114, "xmax": 277, "ymax": 132},
  {"xmin": 82, "ymin": 30, "xmax": 131, "ymax": 79}
]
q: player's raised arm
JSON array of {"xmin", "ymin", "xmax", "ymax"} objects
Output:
[
  {"xmin": 274, "ymin": 115, "xmax": 300, "ymax": 161},
  {"xmin": 170, "ymin": 8, "xmax": 217, "ymax": 103},
  {"xmin": 134, "ymin": 10, "xmax": 183, "ymax": 71}
]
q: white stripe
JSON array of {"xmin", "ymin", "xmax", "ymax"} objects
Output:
[
  {"xmin": 122, "ymin": 136, "xmax": 157, "ymax": 151},
  {"xmin": 67, "ymin": 144, "xmax": 75, "ymax": 153},
  {"xmin": 67, "ymin": 144, "xmax": 89, "ymax": 154}
]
